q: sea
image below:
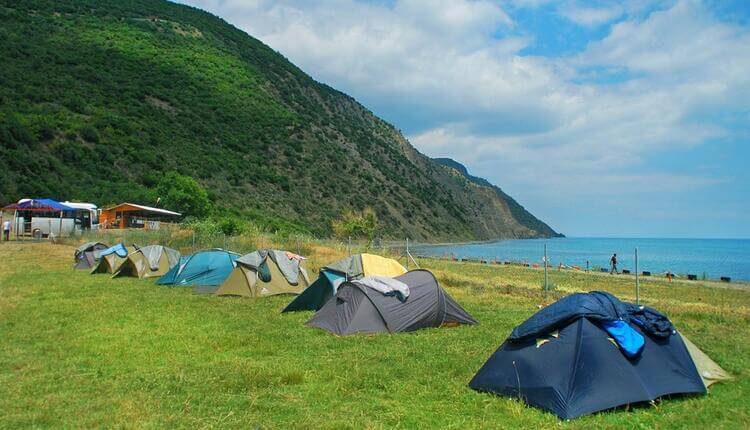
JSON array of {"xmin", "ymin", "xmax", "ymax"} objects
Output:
[{"xmin": 409, "ymin": 237, "xmax": 750, "ymax": 282}]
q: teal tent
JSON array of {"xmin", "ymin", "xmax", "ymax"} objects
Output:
[
  {"xmin": 156, "ymin": 249, "xmax": 239, "ymax": 294},
  {"xmin": 282, "ymin": 270, "xmax": 346, "ymax": 312}
]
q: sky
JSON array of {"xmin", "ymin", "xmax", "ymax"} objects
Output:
[{"xmin": 176, "ymin": 0, "xmax": 750, "ymax": 238}]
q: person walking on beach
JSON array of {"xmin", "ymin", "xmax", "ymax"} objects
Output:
[
  {"xmin": 2, "ymin": 219, "xmax": 10, "ymax": 241},
  {"xmin": 610, "ymin": 253, "xmax": 618, "ymax": 274}
]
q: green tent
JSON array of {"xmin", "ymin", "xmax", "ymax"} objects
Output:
[{"xmin": 215, "ymin": 250, "xmax": 310, "ymax": 298}]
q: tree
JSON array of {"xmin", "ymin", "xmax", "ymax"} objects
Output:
[
  {"xmin": 332, "ymin": 208, "xmax": 378, "ymax": 245},
  {"xmin": 154, "ymin": 172, "xmax": 212, "ymax": 218}
]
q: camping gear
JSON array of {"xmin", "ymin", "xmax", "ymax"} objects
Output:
[
  {"xmin": 98, "ymin": 243, "xmax": 129, "ymax": 259},
  {"xmin": 215, "ymin": 249, "xmax": 310, "ymax": 298},
  {"xmin": 90, "ymin": 244, "xmax": 138, "ymax": 274},
  {"xmin": 73, "ymin": 241, "xmax": 108, "ymax": 269},
  {"xmin": 282, "ymin": 253, "xmax": 407, "ymax": 312},
  {"xmin": 307, "ymin": 269, "xmax": 476, "ymax": 335},
  {"xmin": 354, "ymin": 275, "xmax": 410, "ymax": 302},
  {"xmin": 156, "ymin": 249, "xmax": 239, "ymax": 294},
  {"xmin": 469, "ymin": 292, "xmax": 730, "ymax": 419},
  {"xmin": 508, "ymin": 291, "xmax": 675, "ymax": 341},
  {"xmin": 113, "ymin": 245, "xmax": 181, "ymax": 279}
]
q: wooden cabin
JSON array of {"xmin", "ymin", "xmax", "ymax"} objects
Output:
[{"xmin": 99, "ymin": 203, "xmax": 181, "ymax": 230}]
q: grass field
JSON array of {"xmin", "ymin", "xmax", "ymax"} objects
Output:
[{"xmin": 1, "ymin": 241, "xmax": 749, "ymax": 429}]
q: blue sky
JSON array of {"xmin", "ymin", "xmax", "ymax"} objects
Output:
[{"xmin": 178, "ymin": 0, "xmax": 750, "ymax": 238}]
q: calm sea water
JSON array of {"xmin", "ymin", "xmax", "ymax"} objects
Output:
[{"xmin": 410, "ymin": 237, "xmax": 750, "ymax": 282}]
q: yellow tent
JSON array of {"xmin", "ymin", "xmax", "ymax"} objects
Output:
[{"xmin": 361, "ymin": 253, "xmax": 408, "ymax": 277}]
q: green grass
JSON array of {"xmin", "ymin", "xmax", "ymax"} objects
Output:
[{"xmin": 1, "ymin": 242, "xmax": 749, "ymax": 428}]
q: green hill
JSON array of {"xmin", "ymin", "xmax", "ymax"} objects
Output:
[{"xmin": 0, "ymin": 0, "xmax": 560, "ymax": 240}]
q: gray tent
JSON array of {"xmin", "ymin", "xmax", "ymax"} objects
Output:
[
  {"xmin": 307, "ymin": 269, "xmax": 477, "ymax": 335},
  {"xmin": 73, "ymin": 241, "xmax": 109, "ymax": 270}
]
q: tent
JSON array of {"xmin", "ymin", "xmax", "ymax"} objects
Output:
[
  {"xmin": 156, "ymin": 249, "xmax": 239, "ymax": 293},
  {"xmin": 468, "ymin": 291, "xmax": 731, "ymax": 419},
  {"xmin": 215, "ymin": 249, "xmax": 310, "ymax": 298},
  {"xmin": 90, "ymin": 244, "xmax": 138, "ymax": 274},
  {"xmin": 113, "ymin": 245, "xmax": 181, "ymax": 279},
  {"xmin": 73, "ymin": 241, "xmax": 109, "ymax": 269},
  {"xmin": 307, "ymin": 269, "xmax": 476, "ymax": 335},
  {"xmin": 283, "ymin": 253, "xmax": 407, "ymax": 312}
]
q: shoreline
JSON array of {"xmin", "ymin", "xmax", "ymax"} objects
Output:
[{"xmin": 413, "ymin": 254, "xmax": 750, "ymax": 288}]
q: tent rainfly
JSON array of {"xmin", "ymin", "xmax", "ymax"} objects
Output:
[
  {"xmin": 215, "ymin": 249, "xmax": 310, "ymax": 298},
  {"xmin": 73, "ymin": 241, "xmax": 109, "ymax": 270},
  {"xmin": 307, "ymin": 269, "xmax": 477, "ymax": 335},
  {"xmin": 113, "ymin": 245, "xmax": 181, "ymax": 279},
  {"xmin": 283, "ymin": 253, "xmax": 407, "ymax": 312},
  {"xmin": 468, "ymin": 291, "xmax": 732, "ymax": 419}
]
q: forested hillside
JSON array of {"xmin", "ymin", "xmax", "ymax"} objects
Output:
[{"xmin": 0, "ymin": 0, "xmax": 560, "ymax": 240}]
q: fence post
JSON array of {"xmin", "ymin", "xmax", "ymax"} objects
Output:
[
  {"xmin": 406, "ymin": 238, "xmax": 409, "ymax": 270},
  {"xmin": 544, "ymin": 243, "xmax": 549, "ymax": 291},
  {"xmin": 635, "ymin": 248, "xmax": 640, "ymax": 305}
]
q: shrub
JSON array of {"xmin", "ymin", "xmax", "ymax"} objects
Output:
[
  {"xmin": 155, "ymin": 172, "xmax": 213, "ymax": 218},
  {"xmin": 332, "ymin": 208, "xmax": 378, "ymax": 244},
  {"xmin": 79, "ymin": 125, "xmax": 99, "ymax": 143},
  {"xmin": 218, "ymin": 217, "xmax": 242, "ymax": 236}
]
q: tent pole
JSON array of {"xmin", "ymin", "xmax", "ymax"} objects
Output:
[
  {"xmin": 59, "ymin": 211, "xmax": 64, "ymax": 239},
  {"xmin": 13, "ymin": 210, "xmax": 17, "ymax": 240}
]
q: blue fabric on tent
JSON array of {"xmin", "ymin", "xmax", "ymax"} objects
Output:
[
  {"xmin": 322, "ymin": 270, "xmax": 346, "ymax": 294},
  {"xmin": 600, "ymin": 319, "xmax": 645, "ymax": 359},
  {"xmin": 509, "ymin": 291, "xmax": 675, "ymax": 341},
  {"xmin": 98, "ymin": 243, "xmax": 128, "ymax": 258},
  {"xmin": 156, "ymin": 250, "xmax": 238, "ymax": 287}
]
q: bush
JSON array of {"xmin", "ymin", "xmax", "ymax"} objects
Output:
[
  {"xmin": 155, "ymin": 172, "xmax": 213, "ymax": 218},
  {"xmin": 79, "ymin": 125, "xmax": 99, "ymax": 143},
  {"xmin": 332, "ymin": 208, "xmax": 378, "ymax": 243},
  {"xmin": 182, "ymin": 218, "xmax": 221, "ymax": 236},
  {"xmin": 218, "ymin": 217, "xmax": 242, "ymax": 236}
]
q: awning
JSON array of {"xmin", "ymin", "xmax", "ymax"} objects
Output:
[{"xmin": 3, "ymin": 198, "xmax": 74, "ymax": 212}]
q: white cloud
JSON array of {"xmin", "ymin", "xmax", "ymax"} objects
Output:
[
  {"xmin": 559, "ymin": 4, "xmax": 623, "ymax": 27},
  {"xmin": 175, "ymin": 0, "xmax": 749, "ymax": 235}
]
